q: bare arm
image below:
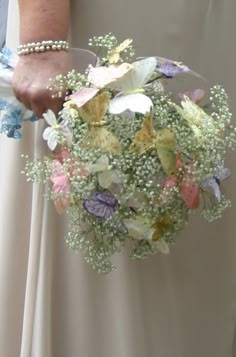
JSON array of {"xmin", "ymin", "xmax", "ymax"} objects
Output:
[
  {"xmin": 18, "ymin": 0, "xmax": 70, "ymax": 43},
  {"xmin": 13, "ymin": 0, "xmax": 71, "ymax": 117}
]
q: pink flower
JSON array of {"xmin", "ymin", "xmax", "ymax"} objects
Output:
[
  {"xmin": 159, "ymin": 152, "xmax": 200, "ymax": 209},
  {"xmin": 178, "ymin": 89, "xmax": 205, "ymax": 104},
  {"xmin": 50, "ymin": 160, "xmax": 71, "ymax": 213},
  {"xmin": 162, "ymin": 176, "xmax": 178, "ymax": 189},
  {"xmin": 53, "ymin": 148, "xmax": 89, "ymax": 178},
  {"xmin": 180, "ymin": 163, "xmax": 200, "ymax": 209},
  {"xmin": 53, "ymin": 148, "xmax": 71, "ymax": 163}
]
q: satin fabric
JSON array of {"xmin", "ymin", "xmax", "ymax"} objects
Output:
[{"xmin": 1, "ymin": 1, "xmax": 236, "ymax": 356}]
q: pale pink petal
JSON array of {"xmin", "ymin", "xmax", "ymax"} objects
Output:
[
  {"xmin": 178, "ymin": 89, "xmax": 205, "ymax": 104},
  {"xmin": 51, "ymin": 160, "xmax": 63, "ymax": 176},
  {"xmin": 88, "ymin": 63, "xmax": 132, "ymax": 88},
  {"xmin": 69, "ymin": 87, "xmax": 99, "ymax": 108},
  {"xmin": 52, "ymin": 175, "xmax": 70, "ymax": 191}
]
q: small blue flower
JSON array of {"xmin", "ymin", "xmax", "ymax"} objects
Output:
[
  {"xmin": 29, "ymin": 114, "xmax": 38, "ymax": 122},
  {"xmin": 0, "ymin": 100, "xmax": 23, "ymax": 139},
  {"xmin": 0, "ymin": 47, "xmax": 16, "ymax": 68},
  {"xmin": 0, "ymin": 99, "xmax": 8, "ymax": 110}
]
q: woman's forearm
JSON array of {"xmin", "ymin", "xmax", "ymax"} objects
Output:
[
  {"xmin": 13, "ymin": 0, "xmax": 72, "ymax": 117},
  {"xmin": 18, "ymin": 0, "xmax": 70, "ymax": 43}
]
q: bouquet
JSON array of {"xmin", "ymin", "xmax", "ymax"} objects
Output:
[{"xmin": 1, "ymin": 34, "xmax": 236, "ymax": 273}]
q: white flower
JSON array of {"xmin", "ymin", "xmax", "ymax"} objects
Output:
[
  {"xmin": 154, "ymin": 240, "xmax": 170, "ymax": 254},
  {"xmin": 43, "ymin": 109, "xmax": 73, "ymax": 151},
  {"xmin": 108, "ymin": 57, "xmax": 157, "ymax": 115},
  {"xmin": 124, "ymin": 218, "xmax": 154, "ymax": 241},
  {"xmin": 87, "ymin": 155, "xmax": 121, "ymax": 189}
]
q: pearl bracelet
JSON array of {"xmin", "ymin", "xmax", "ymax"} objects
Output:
[{"xmin": 17, "ymin": 40, "xmax": 69, "ymax": 56}]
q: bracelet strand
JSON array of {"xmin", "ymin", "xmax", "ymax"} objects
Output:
[{"xmin": 17, "ymin": 40, "xmax": 69, "ymax": 56}]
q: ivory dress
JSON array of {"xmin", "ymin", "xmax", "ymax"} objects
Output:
[{"xmin": 1, "ymin": 1, "xmax": 236, "ymax": 356}]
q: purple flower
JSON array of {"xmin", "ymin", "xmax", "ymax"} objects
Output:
[
  {"xmin": 155, "ymin": 56, "xmax": 200, "ymax": 78},
  {"xmin": 201, "ymin": 164, "xmax": 231, "ymax": 201},
  {"xmin": 83, "ymin": 192, "xmax": 118, "ymax": 219}
]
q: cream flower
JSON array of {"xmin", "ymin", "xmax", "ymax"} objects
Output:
[{"xmin": 43, "ymin": 110, "xmax": 72, "ymax": 151}]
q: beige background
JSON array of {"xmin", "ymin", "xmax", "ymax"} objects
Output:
[{"xmin": 1, "ymin": 0, "xmax": 236, "ymax": 356}]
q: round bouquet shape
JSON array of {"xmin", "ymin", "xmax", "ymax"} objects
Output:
[{"xmin": 23, "ymin": 34, "xmax": 236, "ymax": 273}]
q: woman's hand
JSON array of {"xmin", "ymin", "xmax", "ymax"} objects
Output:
[{"xmin": 12, "ymin": 51, "xmax": 72, "ymax": 118}]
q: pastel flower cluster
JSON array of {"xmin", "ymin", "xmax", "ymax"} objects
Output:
[{"xmin": 21, "ymin": 34, "xmax": 235, "ymax": 273}]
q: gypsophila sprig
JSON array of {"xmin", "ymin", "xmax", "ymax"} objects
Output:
[
  {"xmin": 16, "ymin": 35, "xmax": 235, "ymax": 273},
  {"xmin": 48, "ymin": 70, "xmax": 88, "ymax": 98},
  {"xmin": 89, "ymin": 33, "xmax": 135, "ymax": 64}
]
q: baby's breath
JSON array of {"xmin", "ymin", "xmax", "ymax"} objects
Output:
[{"xmin": 20, "ymin": 35, "xmax": 235, "ymax": 273}]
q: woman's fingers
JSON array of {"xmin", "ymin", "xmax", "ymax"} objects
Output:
[
  {"xmin": 29, "ymin": 89, "xmax": 62, "ymax": 117},
  {"xmin": 12, "ymin": 51, "xmax": 71, "ymax": 117}
]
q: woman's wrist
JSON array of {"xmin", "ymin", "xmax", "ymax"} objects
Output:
[{"xmin": 17, "ymin": 40, "xmax": 69, "ymax": 56}]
